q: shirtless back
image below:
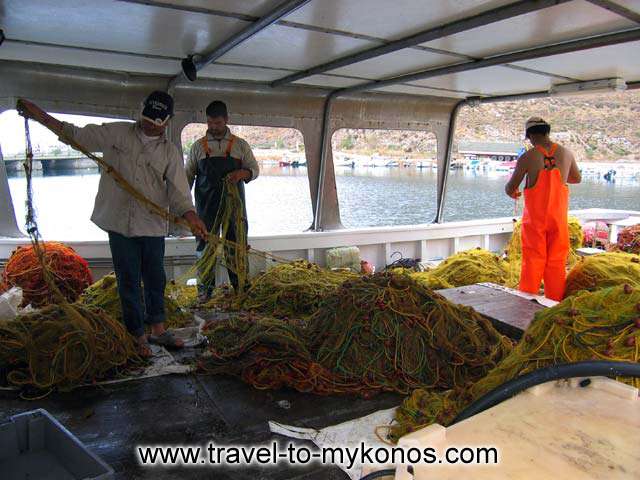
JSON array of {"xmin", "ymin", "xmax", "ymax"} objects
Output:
[
  {"xmin": 506, "ymin": 139, "xmax": 581, "ymax": 197},
  {"xmin": 519, "ymin": 142, "xmax": 580, "ymax": 189}
]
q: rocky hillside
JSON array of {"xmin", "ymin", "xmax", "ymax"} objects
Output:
[{"xmin": 182, "ymin": 90, "xmax": 640, "ymax": 161}]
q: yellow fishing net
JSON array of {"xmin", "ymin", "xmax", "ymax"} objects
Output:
[
  {"xmin": 564, "ymin": 252, "xmax": 640, "ymax": 298},
  {"xmin": 78, "ymin": 273, "xmax": 195, "ymax": 330},
  {"xmin": 205, "ymin": 260, "xmax": 357, "ymax": 318},
  {"xmin": 411, "ymin": 249, "xmax": 509, "ymax": 289},
  {"xmin": 201, "ymin": 272, "xmax": 512, "ymax": 397},
  {"xmin": 391, "ymin": 284, "xmax": 640, "ymax": 441}
]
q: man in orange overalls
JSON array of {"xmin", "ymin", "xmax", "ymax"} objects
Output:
[{"xmin": 505, "ymin": 117, "xmax": 581, "ymax": 300}]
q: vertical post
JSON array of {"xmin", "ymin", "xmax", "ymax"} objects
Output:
[
  {"xmin": 306, "ymin": 91, "xmax": 342, "ymax": 231},
  {"xmin": 434, "ymin": 100, "xmax": 467, "ymax": 223},
  {"xmin": 0, "ymin": 142, "xmax": 24, "ymax": 237}
]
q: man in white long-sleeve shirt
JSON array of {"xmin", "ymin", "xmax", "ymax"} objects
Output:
[
  {"xmin": 185, "ymin": 101, "xmax": 259, "ymax": 299},
  {"xmin": 18, "ymin": 92, "xmax": 207, "ymax": 356}
]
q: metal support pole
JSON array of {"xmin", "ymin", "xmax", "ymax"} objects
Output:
[
  {"xmin": 271, "ymin": 0, "xmax": 572, "ymax": 87},
  {"xmin": 0, "ymin": 143, "xmax": 25, "ymax": 237},
  {"xmin": 341, "ymin": 28, "xmax": 640, "ymax": 95},
  {"xmin": 313, "ymin": 90, "xmax": 341, "ymax": 231},
  {"xmin": 585, "ymin": 0, "xmax": 640, "ymax": 24},
  {"xmin": 434, "ymin": 100, "xmax": 467, "ymax": 223},
  {"xmin": 177, "ymin": 0, "xmax": 311, "ymax": 82}
]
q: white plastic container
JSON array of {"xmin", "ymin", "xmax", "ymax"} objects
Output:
[{"xmin": 0, "ymin": 409, "xmax": 114, "ymax": 479}]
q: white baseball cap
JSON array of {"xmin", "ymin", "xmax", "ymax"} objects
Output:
[{"xmin": 525, "ymin": 116, "xmax": 550, "ymax": 134}]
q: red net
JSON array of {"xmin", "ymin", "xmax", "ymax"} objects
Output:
[{"xmin": 2, "ymin": 242, "xmax": 93, "ymax": 307}]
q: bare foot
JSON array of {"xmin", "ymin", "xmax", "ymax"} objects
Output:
[
  {"xmin": 150, "ymin": 323, "xmax": 185, "ymax": 349},
  {"xmin": 136, "ymin": 335, "xmax": 153, "ymax": 358}
]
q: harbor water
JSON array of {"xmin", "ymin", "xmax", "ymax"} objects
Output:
[{"xmin": 6, "ymin": 165, "xmax": 639, "ymax": 240}]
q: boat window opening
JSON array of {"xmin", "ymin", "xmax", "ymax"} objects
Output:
[
  {"xmin": 330, "ymin": 128, "xmax": 438, "ymax": 228},
  {"xmin": 445, "ymin": 90, "xmax": 640, "ymax": 222},
  {"xmin": 181, "ymin": 123, "xmax": 312, "ymax": 235},
  {"xmin": 0, "ymin": 109, "xmax": 133, "ymax": 240}
]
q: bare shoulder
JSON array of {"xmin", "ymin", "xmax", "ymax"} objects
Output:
[
  {"xmin": 555, "ymin": 143, "xmax": 575, "ymax": 160},
  {"xmin": 517, "ymin": 148, "xmax": 535, "ymax": 166}
]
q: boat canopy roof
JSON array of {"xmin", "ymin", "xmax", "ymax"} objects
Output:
[{"xmin": 1, "ymin": 0, "xmax": 639, "ymax": 100}]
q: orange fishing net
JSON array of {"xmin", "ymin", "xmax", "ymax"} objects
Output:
[{"xmin": 2, "ymin": 242, "xmax": 93, "ymax": 307}]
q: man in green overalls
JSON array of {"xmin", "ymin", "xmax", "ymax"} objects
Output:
[{"xmin": 186, "ymin": 101, "xmax": 259, "ymax": 299}]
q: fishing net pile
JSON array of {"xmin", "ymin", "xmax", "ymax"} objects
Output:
[
  {"xmin": 79, "ymin": 273, "xmax": 194, "ymax": 330},
  {"xmin": 2, "ymin": 242, "xmax": 93, "ymax": 307},
  {"xmin": 391, "ymin": 284, "xmax": 640, "ymax": 441},
  {"xmin": 411, "ymin": 249, "xmax": 509, "ymax": 289},
  {"xmin": 612, "ymin": 224, "xmax": 640, "ymax": 254},
  {"xmin": 0, "ymin": 302, "xmax": 140, "ymax": 392},
  {"xmin": 166, "ymin": 280, "xmax": 198, "ymax": 310},
  {"xmin": 206, "ymin": 260, "xmax": 357, "ymax": 318},
  {"xmin": 564, "ymin": 252, "xmax": 640, "ymax": 298},
  {"xmin": 0, "ymin": 114, "xmax": 140, "ymax": 394},
  {"xmin": 504, "ymin": 216, "xmax": 584, "ymax": 287},
  {"xmin": 201, "ymin": 272, "xmax": 512, "ymax": 396}
]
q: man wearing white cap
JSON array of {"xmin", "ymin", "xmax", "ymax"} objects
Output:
[
  {"xmin": 18, "ymin": 93, "xmax": 208, "ymax": 356},
  {"xmin": 505, "ymin": 117, "xmax": 581, "ymax": 300}
]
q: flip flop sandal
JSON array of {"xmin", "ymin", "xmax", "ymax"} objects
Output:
[
  {"xmin": 136, "ymin": 338, "xmax": 153, "ymax": 358},
  {"xmin": 148, "ymin": 330, "xmax": 184, "ymax": 350}
]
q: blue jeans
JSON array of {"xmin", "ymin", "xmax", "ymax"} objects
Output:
[{"xmin": 108, "ymin": 231, "xmax": 166, "ymax": 338}]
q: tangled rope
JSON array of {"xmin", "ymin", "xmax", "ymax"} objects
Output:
[
  {"xmin": 411, "ymin": 248, "xmax": 509, "ymax": 290},
  {"xmin": 207, "ymin": 260, "xmax": 357, "ymax": 318},
  {"xmin": 201, "ymin": 272, "xmax": 512, "ymax": 397},
  {"xmin": 390, "ymin": 284, "xmax": 640, "ymax": 441},
  {"xmin": 564, "ymin": 252, "xmax": 640, "ymax": 298},
  {"xmin": 2, "ymin": 242, "xmax": 92, "ymax": 307},
  {"xmin": 0, "ymin": 117, "xmax": 140, "ymax": 393},
  {"xmin": 0, "ymin": 304, "xmax": 138, "ymax": 393},
  {"xmin": 612, "ymin": 224, "xmax": 640, "ymax": 254},
  {"xmin": 193, "ymin": 179, "xmax": 249, "ymax": 294},
  {"xmin": 78, "ymin": 273, "xmax": 194, "ymax": 330}
]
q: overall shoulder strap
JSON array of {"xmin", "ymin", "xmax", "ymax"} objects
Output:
[
  {"xmin": 225, "ymin": 135, "xmax": 237, "ymax": 157},
  {"xmin": 200, "ymin": 136, "xmax": 211, "ymax": 157},
  {"xmin": 535, "ymin": 143, "xmax": 558, "ymax": 169}
]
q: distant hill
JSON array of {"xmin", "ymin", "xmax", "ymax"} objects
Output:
[{"xmin": 182, "ymin": 90, "xmax": 640, "ymax": 162}]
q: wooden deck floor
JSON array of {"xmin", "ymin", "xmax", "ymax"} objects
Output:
[{"xmin": 437, "ymin": 283, "xmax": 545, "ymax": 339}]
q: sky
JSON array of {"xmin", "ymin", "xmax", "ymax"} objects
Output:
[{"xmin": 0, "ymin": 110, "xmax": 128, "ymax": 156}]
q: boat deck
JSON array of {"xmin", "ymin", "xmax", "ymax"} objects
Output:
[
  {"xmin": 438, "ymin": 284, "xmax": 545, "ymax": 339},
  {"xmin": 0, "ymin": 285, "xmax": 543, "ymax": 479},
  {"xmin": 0, "ymin": 364, "xmax": 402, "ymax": 479}
]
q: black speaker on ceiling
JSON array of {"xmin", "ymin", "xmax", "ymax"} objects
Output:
[{"xmin": 181, "ymin": 55, "xmax": 198, "ymax": 82}]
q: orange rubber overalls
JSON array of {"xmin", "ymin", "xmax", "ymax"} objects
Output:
[{"xmin": 519, "ymin": 143, "xmax": 569, "ymax": 301}]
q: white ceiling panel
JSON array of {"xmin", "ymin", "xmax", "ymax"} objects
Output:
[
  {"xmin": 376, "ymin": 84, "xmax": 468, "ymax": 99},
  {"xmin": 292, "ymin": 74, "xmax": 366, "ymax": 89},
  {"xmin": 217, "ymin": 24, "xmax": 376, "ymax": 70},
  {"xmin": 147, "ymin": 0, "xmax": 284, "ymax": 17},
  {"xmin": 327, "ymin": 48, "xmax": 461, "ymax": 79},
  {"xmin": 285, "ymin": 0, "xmax": 514, "ymax": 41},
  {"xmin": 0, "ymin": 0, "xmax": 247, "ymax": 59},
  {"xmin": 199, "ymin": 63, "xmax": 294, "ymax": 82},
  {"xmin": 511, "ymin": 41, "xmax": 640, "ymax": 83},
  {"xmin": 0, "ymin": 41, "xmax": 178, "ymax": 75},
  {"xmin": 406, "ymin": 66, "xmax": 554, "ymax": 96},
  {"xmin": 421, "ymin": 0, "xmax": 637, "ymax": 58}
]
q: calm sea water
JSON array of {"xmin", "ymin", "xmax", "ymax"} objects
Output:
[{"xmin": 6, "ymin": 165, "xmax": 640, "ymax": 240}]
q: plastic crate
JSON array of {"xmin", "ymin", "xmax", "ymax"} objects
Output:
[{"xmin": 0, "ymin": 408, "xmax": 114, "ymax": 480}]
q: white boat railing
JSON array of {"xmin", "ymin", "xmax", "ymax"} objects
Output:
[{"xmin": 0, "ymin": 208, "xmax": 637, "ymax": 281}]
